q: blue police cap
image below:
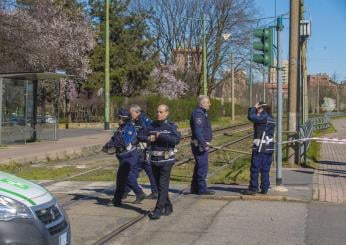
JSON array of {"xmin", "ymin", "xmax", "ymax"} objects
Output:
[{"xmin": 117, "ymin": 108, "xmax": 130, "ymax": 118}]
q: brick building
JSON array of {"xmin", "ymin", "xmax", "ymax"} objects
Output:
[{"xmin": 173, "ymin": 47, "xmax": 202, "ymax": 72}]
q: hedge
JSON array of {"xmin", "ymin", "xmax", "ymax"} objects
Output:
[{"xmin": 111, "ymin": 96, "xmax": 248, "ymax": 122}]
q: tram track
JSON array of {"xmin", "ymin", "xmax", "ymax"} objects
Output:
[{"xmin": 42, "ymin": 122, "xmax": 252, "ymax": 189}]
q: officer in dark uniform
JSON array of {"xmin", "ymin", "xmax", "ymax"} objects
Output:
[
  {"xmin": 190, "ymin": 95, "xmax": 215, "ymax": 195},
  {"xmin": 103, "ymin": 108, "xmax": 146, "ymax": 206},
  {"xmin": 244, "ymin": 101, "xmax": 275, "ymax": 195},
  {"xmin": 123, "ymin": 104, "xmax": 158, "ymax": 200},
  {"xmin": 138, "ymin": 104, "xmax": 181, "ymax": 220}
]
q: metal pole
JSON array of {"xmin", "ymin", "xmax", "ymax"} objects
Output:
[
  {"xmin": 0, "ymin": 78, "xmax": 2, "ymax": 144},
  {"xmin": 317, "ymin": 79, "xmax": 320, "ymax": 114},
  {"xmin": 231, "ymin": 52, "xmax": 235, "ymax": 120},
  {"xmin": 249, "ymin": 49, "xmax": 253, "ymax": 106},
  {"xmin": 287, "ymin": 0, "xmax": 300, "ymax": 165},
  {"xmin": 202, "ymin": 14, "xmax": 207, "ymax": 95},
  {"xmin": 104, "ymin": 0, "xmax": 110, "ymax": 130},
  {"xmin": 276, "ymin": 16, "xmax": 284, "ymax": 186},
  {"xmin": 263, "ymin": 68, "xmax": 266, "ymax": 101}
]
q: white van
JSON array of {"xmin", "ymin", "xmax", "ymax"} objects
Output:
[{"xmin": 0, "ymin": 171, "xmax": 70, "ymax": 245}]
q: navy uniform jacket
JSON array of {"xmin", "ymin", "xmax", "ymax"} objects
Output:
[
  {"xmin": 248, "ymin": 107, "xmax": 275, "ymax": 153},
  {"xmin": 135, "ymin": 112, "xmax": 152, "ymax": 153},
  {"xmin": 138, "ymin": 120, "xmax": 181, "ymax": 165},
  {"xmin": 106, "ymin": 121, "xmax": 137, "ymax": 159},
  {"xmin": 136, "ymin": 112, "xmax": 152, "ymax": 131},
  {"xmin": 190, "ymin": 106, "xmax": 212, "ymax": 148}
]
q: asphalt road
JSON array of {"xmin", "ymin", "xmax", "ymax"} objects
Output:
[{"xmin": 111, "ymin": 198, "xmax": 346, "ymax": 245}]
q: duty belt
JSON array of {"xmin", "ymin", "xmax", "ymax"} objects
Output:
[
  {"xmin": 116, "ymin": 144, "xmax": 135, "ymax": 155},
  {"xmin": 151, "ymin": 149, "xmax": 177, "ymax": 159},
  {"xmin": 137, "ymin": 142, "xmax": 147, "ymax": 150},
  {"xmin": 253, "ymin": 136, "xmax": 274, "ymax": 146}
]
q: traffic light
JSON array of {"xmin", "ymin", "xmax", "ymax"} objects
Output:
[{"xmin": 252, "ymin": 28, "xmax": 273, "ymax": 66}]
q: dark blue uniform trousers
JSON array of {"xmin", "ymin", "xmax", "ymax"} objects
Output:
[
  {"xmin": 125, "ymin": 150, "xmax": 158, "ymax": 194},
  {"xmin": 191, "ymin": 146, "xmax": 209, "ymax": 194},
  {"xmin": 114, "ymin": 151, "xmax": 142, "ymax": 202},
  {"xmin": 152, "ymin": 162, "xmax": 173, "ymax": 214},
  {"xmin": 249, "ymin": 151, "xmax": 273, "ymax": 192}
]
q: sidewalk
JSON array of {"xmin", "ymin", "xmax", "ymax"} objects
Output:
[
  {"xmin": 313, "ymin": 118, "xmax": 346, "ymax": 204},
  {"xmin": 0, "ymin": 129, "xmax": 113, "ymax": 164},
  {"xmin": 202, "ymin": 167, "xmax": 314, "ymax": 202}
]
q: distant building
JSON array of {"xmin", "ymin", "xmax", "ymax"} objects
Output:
[
  {"xmin": 173, "ymin": 47, "xmax": 202, "ymax": 72},
  {"xmin": 307, "ymin": 73, "xmax": 336, "ymax": 88},
  {"xmin": 211, "ymin": 69, "xmax": 248, "ymax": 105},
  {"xmin": 269, "ymin": 60, "xmax": 289, "ymax": 84}
]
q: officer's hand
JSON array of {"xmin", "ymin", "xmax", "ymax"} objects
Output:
[
  {"xmin": 254, "ymin": 102, "xmax": 260, "ymax": 109},
  {"xmin": 156, "ymin": 132, "xmax": 160, "ymax": 139},
  {"xmin": 148, "ymin": 135, "xmax": 156, "ymax": 142}
]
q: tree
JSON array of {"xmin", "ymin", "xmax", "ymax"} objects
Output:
[
  {"xmin": 86, "ymin": 0, "xmax": 156, "ymax": 97},
  {"xmin": 0, "ymin": 0, "xmax": 95, "ymax": 127},
  {"xmin": 321, "ymin": 97, "xmax": 336, "ymax": 112},
  {"xmin": 0, "ymin": 0, "xmax": 95, "ymax": 77},
  {"xmin": 131, "ymin": 0, "xmax": 256, "ymax": 95},
  {"xmin": 150, "ymin": 64, "xmax": 189, "ymax": 98}
]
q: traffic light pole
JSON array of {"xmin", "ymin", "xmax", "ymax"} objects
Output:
[
  {"xmin": 104, "ymin": 0, "xmax": 110, "ymax": 130},
  {"xmin": 276, "ymin": 17, "xmax": 283, "ymax": 186}
]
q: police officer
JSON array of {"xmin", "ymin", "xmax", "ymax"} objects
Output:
[
  {"xmin": 138, "ymin": 104, "xmax": 181, "ymax": 220},
  {"xmin": 190, "ymin": 95, "xmax": 215, "ymax": 195},
  {"xmin": 123, "ymin": 104, "xmax": 158, "ymax": 199},
  {"xmin": 103, "ymin": 108, "xmax": 146, "ymax": 206},
  {"xmin": 243, "ymin": 101, "xmax": 275, "ymax": 195}
]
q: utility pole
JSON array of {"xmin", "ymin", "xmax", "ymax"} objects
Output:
[
  {"xmin": 276, "ymin": 16, "xmax": 284, "ymax": 186},
  {"xmin": 300, "ymin": 0, "xmax": 308, "ymax": 123},
  {"xmin": 287, "ymin": 0, "xmax": 300, "ymax": 165},
  {"xmin": 104, "ymin": 0, "xmax": 110, "ymax": 130},
  {"xmin": 202, "ymin": 14, "xmax": 207, "ymax": 95},
  {"xmin": 231, "ymin": 52, "xmax": 235, "ymax": 120}
]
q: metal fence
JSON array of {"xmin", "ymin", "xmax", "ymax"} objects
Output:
[
  {"xmin": 0, "ymin": 116, "xmax": 57, "ymax": 144},
  {"xmin": 298, "ymin": 114, "xmax": 330, "ymax": 165}
]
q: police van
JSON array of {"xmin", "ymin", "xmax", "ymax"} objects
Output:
[{"xmin": 0, "ymin": 171, "xmax": 70, "ymax": 245}]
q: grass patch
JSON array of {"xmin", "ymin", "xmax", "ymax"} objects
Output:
[
  {"xmin": 0, "ymin": 163, "xmax": 80, "ymax": 180},
  {"xmin": 71, "ymin": 169, "xmax": 116, "ymax": 181},
  {"xmin": 306, "ymin": 124, "xmax": 337, "ymax": 168},
  {"xmin": 209, "ymin": 156, "xmax": 251, "ymax": 185}
]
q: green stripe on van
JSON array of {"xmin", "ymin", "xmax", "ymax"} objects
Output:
[{"xmin": 0, "ymin": 187, "xmax": 36, "ymax": 205}]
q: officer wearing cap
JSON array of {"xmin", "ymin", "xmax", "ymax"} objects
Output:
[
  {"xmin": 138, "ymin": 104, "xmax": 181, "ymax": 220},
  {"xmin": 243, "ymin": 101, "xmax": 275, "ymax": 195},
  {"xmin": 190, "ymin": 95, "xmax": 215, "ymax": 195},
  {"xmin": 103, "ymin": 108, "xmax": 146, "ymax": 206},
  {"xmin": 123, "ymin": 104, "xmax": 158, "ymax": 200}
]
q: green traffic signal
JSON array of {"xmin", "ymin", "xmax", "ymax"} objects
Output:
[{"xmin": 252, "ymin": 28, "xmax": 273, "ymax": 66}]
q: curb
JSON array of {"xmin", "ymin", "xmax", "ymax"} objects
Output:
[
  {"xmin": 200, "ymin": 194, "xmax": 309, "ymax": 203},
  {"xmin": 0, "ymin": 144, "xmax": 104, "ymax": 165}
]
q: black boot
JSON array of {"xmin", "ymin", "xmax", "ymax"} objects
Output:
[
  {"xmin": 122, "ymin": 192, "xmax": 129, "ymax": 200},
  {"xmin": 163, "ymin": 205, "xmax": 173, "ymax": 216},
  {"xmin": 147, "ymin": 192, "xmax": 158, "ymax": 200},
  {"xmin": 134, "ymin": 191, "xmax": 147, "ymax": 204},
  {"xmin": 242, "ymin": 189, "xmax": 256, "ymax": 195},
  {"xmin": 111, "ymin": 197, "xmax": 122, "ymax": 207},
  {"xmin": 148, "ymin": 211, "xmax": 161, "ymax": 220}
]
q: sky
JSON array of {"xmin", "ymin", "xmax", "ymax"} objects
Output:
[{"xmin": 254, "ymin": 0, "xmax": 346, "ymax": 82}]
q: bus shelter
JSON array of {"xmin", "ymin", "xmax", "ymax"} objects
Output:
[{"xmin": 0, "ymin": 72, "xmax": 67, "ymax": 144}]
